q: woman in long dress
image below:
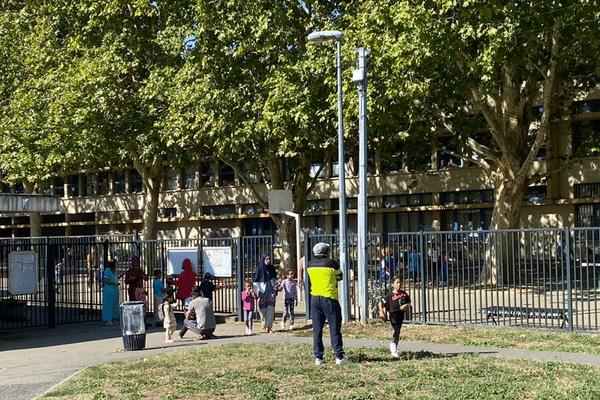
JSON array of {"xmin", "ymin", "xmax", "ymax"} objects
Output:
[
  {"xmin": 102, "ymin": 259, "xmax": 120, "ymax": 325},
  {"xmin": 253, "ymin": 253, "xmax": 278, "ymax": 333}
]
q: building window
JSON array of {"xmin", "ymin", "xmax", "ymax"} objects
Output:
[
  {"xmin": 219, "ymin": 165, "xmax": 235, "ymax": 187},
  {"xmin": 383, "ymin": 211, "xmax": 432, "ymax": 233},
  {"xmin": 440, "ymin": 190, "xmax": 494, "ymax": 205},
  {"xmin": 131, "ymin": 169, "xmax": 143, "ymax": 193},
  {"xmin": 242, "ymin": 203, "xmax": 262, "ymax": 215},
  {"xmin": 576, "ymin": 204, "xmax": 600, "ymax": 228},
  {"xmin": 165, "ymin": 167, "xmax": 179, "ymax": 191},
  {"xmin": 575, "ymin": 182, "xmax": 600, "ymax": 199},
  {"xmin": 383, "ymin": 193, "xmax": 434, "ymax": 208},
  {"xmin": 183, "ymin": 166, "xmax": 197, "ymax": 189},
  {"xmin": 114, "ymin": 171, "xmax": 126, "ymax": 194},
  {"xmin": 441, "ymin": 209, "xmax": 492, "ymax": 231},
  {"xmin": 83, "ymin": 174, "xmax": 94, "ymax": 196},
  {"xmin": 67, "ymin": 175, "xmax": 79, "ymax": 198},
  {"xmin": 54, "ymin": 177, "xmax": 65, "ymax": 197},
  {"xmin": 98, "ymin": 173, "xmax": 110, "ymax": 195},
  {"xmin": 201, "ymin": 162, "xmax": 215, "ymax": 188},
  {"xmin": 572, "ymin": 99, "xmax": 600, "ymax": 115},
  {"xmin": 524, "ymin": 186, "xmax": 547, "ymax": 202},
  {"xmin": 309, "ymin": 163, "xmax": 326, "ymax": 179},
  {"xmin": 305, "ymin": 200, "xmax": 326, "ymax": 213},
  {"xmin": 572, "ymin": 120, "xmax": 600, "ymax": 156}
]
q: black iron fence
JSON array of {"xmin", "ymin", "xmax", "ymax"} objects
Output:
[{"xmin": 0, "ymin": 235, "xmax": 272, "ymax": 331}]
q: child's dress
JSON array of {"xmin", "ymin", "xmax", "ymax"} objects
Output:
[{"xmin": 162, "ymin": 301, "xmax": 176, "ymax": 342}]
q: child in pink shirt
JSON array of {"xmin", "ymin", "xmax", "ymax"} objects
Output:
[{"xmin": 241, "ymin": 280, "xmax": 258, "ymax": 335}]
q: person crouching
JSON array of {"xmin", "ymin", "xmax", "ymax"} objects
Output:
[{"xmin": 183, "ymin": 287, "xmax": 216, "ymax": 340}]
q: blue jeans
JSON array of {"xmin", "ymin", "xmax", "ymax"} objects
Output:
[{"xmin": 311, "ymin": 296, "xmax": 344, "ymax": 360}]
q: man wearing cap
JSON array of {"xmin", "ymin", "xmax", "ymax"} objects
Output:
[{"xmin": 307, "ymin": 242, "xmax": 351, "ymax": 365}]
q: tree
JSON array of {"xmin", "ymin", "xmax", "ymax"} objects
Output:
[
  {"xmin": 167, "ymin": 0, "xmax": 348, "ymax": 269},
  {"xmin": 351, "ymin": 0, "xmax": 600, "ymax": 283}
]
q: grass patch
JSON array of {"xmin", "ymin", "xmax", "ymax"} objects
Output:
[
  {"xmin": 43, "ymin": 339, "xmax": 600, "ymax": 400},
  {"xmin": 336, "ymin": 322, "xmax": 600, "ymax": 354}
]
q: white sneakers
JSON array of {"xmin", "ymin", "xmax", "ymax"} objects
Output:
[
  {"xmin": 316, "ymin": 357, "xmax": 352, "ymax": 365},
  {"xmin": 390, "ymin": 342, "xmax": 399, "ymax": 358},
  {"xmin": 281, "ymin": 321, "xmax": 285, "ymax": 330},
  {"xmin": 290, "ymin": 325, "xmax": 295, "ymax": 331},
  {"xmin": 335, "ymin": 357, "xmax": 352, "ymax": 365},
  {"xmin": 245, "ymin": 327, "xmax": 252, "ymax": 335}
]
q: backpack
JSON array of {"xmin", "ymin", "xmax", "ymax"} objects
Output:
[{"xmin": 157, "ymin": 302, "xmax": 165, "ymax": 321}]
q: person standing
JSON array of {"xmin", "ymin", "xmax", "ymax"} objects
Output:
[
  {"xmin": 241, "ymin": 280, "xmax": 257, "ymax": 335},
  {"xmin": 253, "ymin": 253, "xmax": 278, "ymax": 333},
  {"xmin": 279, "ymin": 269, "xmax": 298, "ymax": 330},
  {"xmin": 86, "ymin": 246, "xmax": 99, "ymax": 290},
  {"xmin": 378, "ymin": 276, "xmax": 411, "ymax": 358},
  {"xmin": 170, "ymin": 258, "xmax": 197, "ymax": 304},
  {"xmin": 153, "ymin": 269, "xmax": 166, "ymax": 327},
  {"xmin": 102, "ymin": 259, "xmax": 119, "ymax": 326},
  {"xmin": 124, "ymin": 255, "xmax": 148, "ymax": 301},
  {"xmin": 307, "ymin": 242, "xmax": 351, "ymax": 365},
  {"xmin": 162, "ymin": 295, "xmax": 177, "ymax": 344}
]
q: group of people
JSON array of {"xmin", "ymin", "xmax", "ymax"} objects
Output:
[
  {"xmin": 380, "ymin": 245, "xmax": 448, "ymax": 287},
  {"xmin": 101, "ymin": 243, "xmax": 412, "ymax": 363},
  {"xmin": 245, "ymin": 253, "xmax": 299, "ymax": 335}
]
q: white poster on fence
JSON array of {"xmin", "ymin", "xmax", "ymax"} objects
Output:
[
  {"xmin": 166, "ymin": 247, "xmax": 199, "ymax": 276},
  {"xmin": 8, "ymin": 251, "xmax": 38, "ymax": 295},
  {"xmin": 202, "ymin": 247, "xmax": 232, "ymax": 277}
]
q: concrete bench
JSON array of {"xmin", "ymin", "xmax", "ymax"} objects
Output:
[{"xmin": 479, "ymin": 306, "xmax": 568, "ymax": 328}]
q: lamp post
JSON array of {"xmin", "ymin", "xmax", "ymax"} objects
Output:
[
  {"xmin": 307, "ymin": 30, "xmax": 349, "ymax": 323},
  {"xmin": 353, "ymin": 47, "xmax": 370, "ymax": 323}
]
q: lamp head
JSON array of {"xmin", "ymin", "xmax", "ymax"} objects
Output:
[{"xmin": 307, "ymin": 30, "xmax": 344, "ymax": 43}]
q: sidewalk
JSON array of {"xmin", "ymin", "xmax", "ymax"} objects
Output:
[{"xmin": 3, "ymin": 317, "xmax": 600, "ymax": 400}]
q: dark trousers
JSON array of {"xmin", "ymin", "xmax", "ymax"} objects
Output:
[
  {"xmin": 311, "ymin": 296, "xmax": 344, "ymax": 360},
  {"xmin": 183, "ymin": 319, "xmax": 214, "ymax": 338},
  {"xmin": 391, "ymin": 319, "xmax": 403, "ymax": 345},
  {"xmin": 282, "ymin": 298, "xmax": 295, "ymax": 326}
]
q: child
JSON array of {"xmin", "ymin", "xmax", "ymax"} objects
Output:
[
  {"xmin": 153, "ymin": 269, "xmax": 166, "ymax": 327},
  {"xmin": 241, "ymin": 280, "xmax": 258, "ymax": 335},
  {"xmin": 162, "ymin": 295, "xmax": 176, "ymax": 343},
  {"xmin": 200, "ymin": 273, "xmax": 223, "ymax": 303},
  {"xmin": 378, "ymin": 276, "xmax": 411, "ymax": 358},
  {"xmin": 133, "ymin": 277, "xmax": 149, "ymax": 317},
  {"xmin": 279, "ymin": 269, "xmax": 298, "ymax": 330}
]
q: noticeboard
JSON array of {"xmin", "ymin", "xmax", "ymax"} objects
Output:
[
  {"xmin": 9, "ymin": 251, "xmax": 38, "ymax": 295},
  {"xmin": 202, "ymin": 247, "xmax": 232, "ymax": 278},
  {"xmin": 166, "ymin": 247, "xmax": 199, "ymax": 276}
]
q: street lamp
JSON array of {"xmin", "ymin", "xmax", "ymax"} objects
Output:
[{"xmin": 307, "ymin": 30, "xmax": 349, "ymax": 323}]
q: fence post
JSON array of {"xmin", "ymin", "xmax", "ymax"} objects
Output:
[
  {"xmin": 420, "ymin": 231, "xmax": 427, "ymax": 324},
  {"xmin": 566, "ymin": 227, "xmax": 573, "ymax": 333},
  {"xmin": 236, "ymin": 237, "xmax": 243, "ymax": 323},
  {"xmin": 46, "ymin": 237, "xmax": 56, "ymax": 329},
  {"xmin": 304, "ymin": 242, "xmax": 311, "ymax": 323}
]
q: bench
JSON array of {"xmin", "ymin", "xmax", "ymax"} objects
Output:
[{"xmin": 479, "ymin": 306, "xmax": 569, "ymax": 328}]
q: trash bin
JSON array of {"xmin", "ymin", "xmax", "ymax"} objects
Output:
[{"xmin": 120, "ymin": 301, "xmax": 146, "ymax": 351}]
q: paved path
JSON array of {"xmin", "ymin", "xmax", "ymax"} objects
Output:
[{"xmin": 3, "ymin": 319, "xmax": 600, "ymax": 400}]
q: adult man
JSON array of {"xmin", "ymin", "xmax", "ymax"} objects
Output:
[
  {"xmin": 183, "ymin": 287, "xmax": 216, "ymax": 340},
  {"xmin": 307, "ymin": 242, "xmax": 351, "ymax": 365}
]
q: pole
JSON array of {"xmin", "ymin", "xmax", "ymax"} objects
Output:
[
  {"xmin": 337, "ymin": 39, "xmax": 349, "ymax": 323},
  {"xmin": 355, "ymin": 47, "xmax": 369, "ymax": 323}
]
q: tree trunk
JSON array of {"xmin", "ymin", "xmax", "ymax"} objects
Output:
[
  {"xmin": 278, "ymin": 217, "xmax": 297, "ymax": 276},
  {"xmin": 478, "ymin": 160, "xmax": 529, "ymax": 286},
  {"xmin": 133, "ymin": 157, "xmax": 164, "ymax": 240}
]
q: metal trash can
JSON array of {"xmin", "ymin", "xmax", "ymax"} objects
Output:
[{"xmin": 120, "ymin": 301, "xmax": 146, "ymax": 351}]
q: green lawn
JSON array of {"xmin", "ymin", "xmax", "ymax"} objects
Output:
[{"xmin": 42, "ymin": 323, "xmax": 600, "ymax": 400}]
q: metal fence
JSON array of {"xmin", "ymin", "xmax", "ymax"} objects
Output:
[
  {"xmin": 2, "ymin": 228, "xmax": 599, "ymax": 332},
  {"xmin": 0, "ymin": 235, "xmax": 272, "ymax": 331},
  {"xmin": 308, "ymin": 227, "xmax": 600, "ymax": 333}
]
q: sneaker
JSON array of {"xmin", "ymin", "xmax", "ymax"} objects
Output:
[
  {"xmin": 165, "ymin": 339, "xmax": 174, "ymax": 344},
  {"xmin": 289, "ymin": 325, "xmax": 295, "ymax": 331},
  {"xmin": 315, "ymin": 358, "xmax": 324, "ymax": 366},
  {"xmin": 281, "ymin": 321, "xmax": 285, "ymax": 330},
  {"xmin": 390, "ymin": 342, "xmax": 399, "ymax": 358},
  {"xmin": 335, "ymin": 357, "xmax": 352, "ymax": 365},
  {"xmin": 104, "ymin": 321, "xmax": 114, "ymax": 326}
]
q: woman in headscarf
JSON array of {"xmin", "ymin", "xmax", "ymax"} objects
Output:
[
  {"xmin": 102, "ymin": 259, "xmax": 119, "ymax": 325},
  {"xmin": 253, "ymin": 253, "xmax": 278, "ymax": 333}
]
